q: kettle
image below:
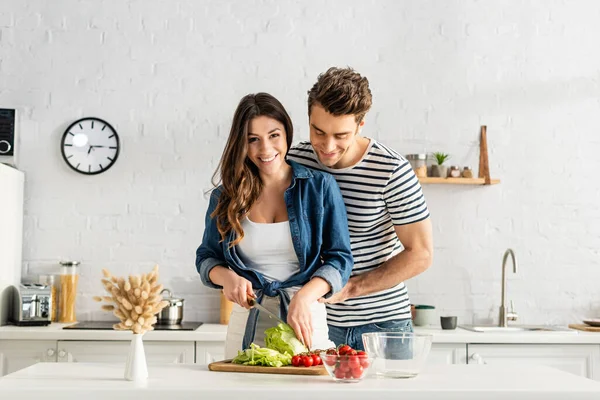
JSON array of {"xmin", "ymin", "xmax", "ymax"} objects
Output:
[{"xmin": 157, "ymin": 289, "xmax": 184, "ymax": 325}]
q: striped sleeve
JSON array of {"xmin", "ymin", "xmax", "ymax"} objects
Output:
[{"xmin": 383, "ymin": 160, "xmax": 430, "ymax": 225}]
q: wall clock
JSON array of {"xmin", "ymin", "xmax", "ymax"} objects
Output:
[{"xmin": 61, "ymin": 117, "xmax": 120, "ymax": 175}]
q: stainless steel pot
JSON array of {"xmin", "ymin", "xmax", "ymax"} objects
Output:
[{"xmin": 157, "ymin": 289, "xmax": 184, "ymax": 325}]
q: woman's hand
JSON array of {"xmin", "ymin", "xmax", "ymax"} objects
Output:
[
  {"xmin": 287, "ymin": 293, "xmax": 314, "ymax": 350},
  {"xmin": 221, "ymin": 270, "xmax": 255, "ymax": 309}
]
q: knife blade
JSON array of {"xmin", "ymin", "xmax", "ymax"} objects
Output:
[{"xmin": 247, "ymin": 298, "xmax": 287, "ymax": 326}]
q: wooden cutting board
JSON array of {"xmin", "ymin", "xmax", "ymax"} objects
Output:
[
  {"xmin": 568, "ymin": 324, "xmax": 600, "ymax": 332},
  {"xmin": 208, "ymin": 359, "xmax": 328, "ymax": 375}
]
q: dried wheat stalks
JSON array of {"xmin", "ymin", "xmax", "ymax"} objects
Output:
[{"xmin": 93, "ymin": 264, "xmax": 169, "ymax": 334}]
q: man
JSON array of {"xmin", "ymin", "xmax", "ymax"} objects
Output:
[{"xmin": 287, "ymin": 67, "xmax": 433, "ymax": 351}]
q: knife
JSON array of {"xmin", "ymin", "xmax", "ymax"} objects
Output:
[{"xmin": 247, "ymin": 298, "xmax": 287, "ymax": 326}]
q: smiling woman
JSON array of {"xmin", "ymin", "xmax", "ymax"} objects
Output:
[{"xmin": 195, "ymin": 92, "xmax": 353, "ymax": 359}]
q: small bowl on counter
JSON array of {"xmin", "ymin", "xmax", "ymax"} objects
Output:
[
  {"xmin": 362, "ymin": 332, "xmax": 432, "ymax": 378},
  {"xmin": 320, "ymin": 351, "xmax": 373, "ymax": 383}
]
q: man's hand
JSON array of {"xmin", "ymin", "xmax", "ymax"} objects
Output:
[{"xmin": 318, "ymin": 279, "xmax": 355, "ymax": 304}]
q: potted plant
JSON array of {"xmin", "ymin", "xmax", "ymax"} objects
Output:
[{"xmin": 430, "ymin": 152, "xmax": 450, "ymax": 177}]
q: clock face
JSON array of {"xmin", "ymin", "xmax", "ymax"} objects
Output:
[{"xmin": 61, "ymin": 117, "xmax": 120, "ymax": 175}]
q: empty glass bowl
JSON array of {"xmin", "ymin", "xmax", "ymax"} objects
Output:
[{"xmin": 362, "ymin": 332, "xmax": 432, "ymax": 378}]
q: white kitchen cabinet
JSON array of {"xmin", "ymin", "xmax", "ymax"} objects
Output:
[
  {"xmin": 57, "ymin": 341, "xmax": 195, "ymax": 364},
  {"xmin": 195, "ymin": 342, "xmax": 225, "ymax": 365},
  {"xmin": 0, "ymin": 340, "xmax": 57, "ymax": 376},
  {"xmin": 428, "ymin": 343, "xmax": 467, "ymax": 365},
  {"xmin": 467, "ymin": 344, "xmax": 600, "ymax": 380}
]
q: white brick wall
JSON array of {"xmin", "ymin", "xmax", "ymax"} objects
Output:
[{"xmin": 2, "ymin": 0, "xmax": 599, "ymax": 325}]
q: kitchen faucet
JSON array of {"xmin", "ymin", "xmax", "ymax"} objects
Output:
[{"xmin": 499, "ymin": 249, "xmax": 518, "ymax": 327}]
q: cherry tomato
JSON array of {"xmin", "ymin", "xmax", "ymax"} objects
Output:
[
  {"xmin": 311, "ymin": 354, "xmax": 321, "ymax": 366},
  {"xmin": 351, "ymin": 365, "xmax": 364, "ymax": 379},
  {"xmin": 337, "ymin": 360, "xmax": 350, "ymax": 373},
  {"xmin": 326, "ymin": 348, "xmax": 338, "ymax": 355},
  {"xmin": 334, "ymin": 368, "xmax": 346, "ymax": 379},
  {"xmin": 348, "ymin": 349, "xmax": 357, "ymax": 356},
  {"xmin": 324, "ymin": 354, "xmax": 337, "ymax": 366},
  {"xmin": 360, "ymin": 357, "xmax": 370, "ymax": 369},
  {"xmin": 347, "ymin": 355, "xmax": 360, "ymax": 369},
  {"xmin": 357, "ymin": 350, "xmax": 367, "ymax": 357},
  {"xmin": 338, "ymin": 344, "xmax": 351, "ymax": 355},
  {"xmin": 302, "ymin": 355, "xmax": 313, "ymax": 367},
  {"xmin": 291, "ymin": 355, "xmax": 301, "ymax": 367}
]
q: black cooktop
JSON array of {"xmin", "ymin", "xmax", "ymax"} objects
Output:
[{"xmin": 63, "ymin": 321, "xmax": 203, "ymax": 331}]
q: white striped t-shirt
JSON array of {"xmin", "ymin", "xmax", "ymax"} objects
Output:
[{"xmin": 287, "ymin": 139, "xmax": 430, "ymax": 327}]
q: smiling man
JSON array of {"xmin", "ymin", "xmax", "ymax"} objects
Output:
[{"xmin": 287, "ymin": 67, "xmax": 433, "ymax": 351}]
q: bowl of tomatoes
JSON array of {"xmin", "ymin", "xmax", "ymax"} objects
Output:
[{"xmin": 319, "ymin": 345, "xmax": 372, "ymax": 383}]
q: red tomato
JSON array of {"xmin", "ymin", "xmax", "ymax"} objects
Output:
[
  {"xmin": 324, "ymin": 354, "xmax": 336, "ymax": 366},
  {"xmin": 345, "ymin": 370, "xmax": 353, "ymax": 379},
  {"xmin": 334, "ymin": 368, "xmax": 346, "ymax": 379},
  {"xmin": 311, "ymin": 354, "xmax": 321, "ymax": 366},
  {"xmin": 351, "ymin": 365, "xmax": 364, "ymax": 379},
  {"xmin": 348, "ymin": 349, "xmax": 357, "ymax": 356},
  {"xmin": 326, "ymin": 348, "xmax": 338, "ymax": 355},
  {"xmin": 357, "ymin": 350, "xmax": 367, "ymax": 357},
  {"xmin": 347, "ymin": 355, "xmax": 360, "ymax": 369},
  {"xmin": 360, "ymin": 358, "xmax": 370, "ymax": 369},
  {"xmin": 302, "ymin": 355, "xmax": 313, "ymax": 367},
  {"xmin": 291, "ymin": 355, "xmax": 301, "ymax": 367},
  {"xmin": 338, "ymin": 344, "xmax": 352, "ymax": 355},
  {"xmin": 337, "ymin": 360, "xmax": 350, "ymax": 372}
]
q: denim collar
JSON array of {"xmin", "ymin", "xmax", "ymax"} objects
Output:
[{"xmin": 287, "ymin": 158, "xmax": 313, "ymax": 180}]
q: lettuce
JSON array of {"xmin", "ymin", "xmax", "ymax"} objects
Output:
[
  {"xmin": 232, "ymin": 343, "xmax": 292, "ymax": 367},
  {"xmin": 264, "ymin": 322, "xmax": 308, "ymax": 356}
]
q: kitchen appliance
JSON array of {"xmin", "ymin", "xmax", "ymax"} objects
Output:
[
  {"xmin": 157, "ymin": 288, "xmax": 184, "ymax": 325},
  {"xmin": 63, "ymin": 321, "xmax": 203, "ymax": 331},
  {"xmin": 10, "ymin": 283, "xmax": 52, "ymax": 326},
  {"xmin": 0, "ymin": 108, "xmax": 17, "ymax": 166},
  {"xmin": 0, "ymin": 162, "xmax": 24, "ymax": 326}
]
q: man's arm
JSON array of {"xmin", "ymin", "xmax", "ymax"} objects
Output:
[{"xmin": 320, "ymin": 217, "xmax": 433, "ymax": 303}]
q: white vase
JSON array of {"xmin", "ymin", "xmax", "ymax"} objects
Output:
[{"xmin": 124, "ymin": 333, "xmax": 148, "ymax": 381}]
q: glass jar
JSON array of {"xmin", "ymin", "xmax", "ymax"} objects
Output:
[
  {"xmin": 462, "ymin": 166, "xmax": 473, "ymax": 178},
  {"xmin": 449, "ymin": 165, "xmax": 461, "ymax": 178},
  {"xmin": 58, "ymin": 261, "xmax": 80, "ymax": 323},
  {"xmin": 406, "ymin": 154, "xmax": 428, "ymax": 178},
  {"xmin": 39, "ymin": 274, "xmax": 59, "ymax": 322}
]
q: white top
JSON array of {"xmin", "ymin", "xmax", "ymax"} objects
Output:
[
  {"xmin": 288, "ymin": 140, "xmax": 430, "ymax": 327},
  {"xmin": 1, "ymin": 363, "xmax": 599, "ymax": 400},
  {"xmin": 236, "ymin": 217, "xmax": 300, "ymax": 282}
]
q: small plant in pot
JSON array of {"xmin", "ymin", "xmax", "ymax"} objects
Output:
[{"xmin": 430, "ymin": 152, "xmax": 450, "ymax": 177}]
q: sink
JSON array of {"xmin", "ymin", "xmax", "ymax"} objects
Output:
[{"xmin": 459, "ymin": 325, "xmax": 575, "ymax": 333}]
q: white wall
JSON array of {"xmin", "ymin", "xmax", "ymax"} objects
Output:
[{"xmin": 2, "ymin": 0, "xmax": 599, "ymax": 325}]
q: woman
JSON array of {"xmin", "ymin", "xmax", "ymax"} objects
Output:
[{"xmin": 196, "ymin": 93, "xmax": 352, "ymax": 358}]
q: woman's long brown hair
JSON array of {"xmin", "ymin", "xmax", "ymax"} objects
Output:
[{"xmin": 211, "ymin": 93, "xmax": 293, "ymax": 246}]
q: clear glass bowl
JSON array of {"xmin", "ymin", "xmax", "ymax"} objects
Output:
[
  {"xmin": 362, "ymin": 332, "xmax": 432, "ymax": 378},
  {"xmin": 319, "ymin": 352, "xmax": 373, "ymax": 383}
]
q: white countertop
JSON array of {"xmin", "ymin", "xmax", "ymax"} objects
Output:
[
  {"xmin": 1, "ymin": 362, "xmax": 599, "ymax": 400},
  {"xmin": 0, "ymin": 322, "xmax": 228, "ymax": 341},
  {"xmin": 1, "ymin": 322, "xmax": 598, "ymax": 344}
]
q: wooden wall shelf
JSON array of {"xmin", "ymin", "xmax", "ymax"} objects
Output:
[
  {"xmin": 419, "ymin": 177, "xmax": 500, "ymax": 185},
  {"xmin": 419, "ymin": 125, "xmax": 500, "ymax": 186}
]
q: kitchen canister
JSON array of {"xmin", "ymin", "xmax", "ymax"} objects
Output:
[{"xmin": 413, "ymin": 305, "xmax": 437, "ymax": 326}]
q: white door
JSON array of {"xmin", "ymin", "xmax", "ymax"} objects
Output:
[
  {"xmin": 195, "ymin": 342, "xmax": 225, "ymax": 365},
  {"xmin": 57, "ymin": 341, "xmax": 195, "ymax": 364},
  {"xmin": 428, "ymin": 344, "xmax": 467, "ymax": 365},
  {"xmin": 0, "ymin": 340, "xmax": 57, "ymax": 376},
  {"xmin": 467, "ymin": 344, "xmax": 600, "ymax": 380}
]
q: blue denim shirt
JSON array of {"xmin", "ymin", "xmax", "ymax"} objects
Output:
[{"xmin": 196, "ymin": 160, "xmax": 353, "ymax": 349}]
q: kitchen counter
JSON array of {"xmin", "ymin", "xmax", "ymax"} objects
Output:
[
  {"xmin": 1, "ymin": 362, "xmax": 599, "ymax": 400},
  {"xmin": 1, "ymin": 323, "xmax": 598, "ymax": 344},
  {"xmin": 0, "ymin": 322, "xmax": 227, "ymax": 341}
]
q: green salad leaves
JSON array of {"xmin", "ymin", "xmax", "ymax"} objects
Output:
[{"xmin": 232, "ymin": 323, "xmax": 308, "ymax": 367}]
